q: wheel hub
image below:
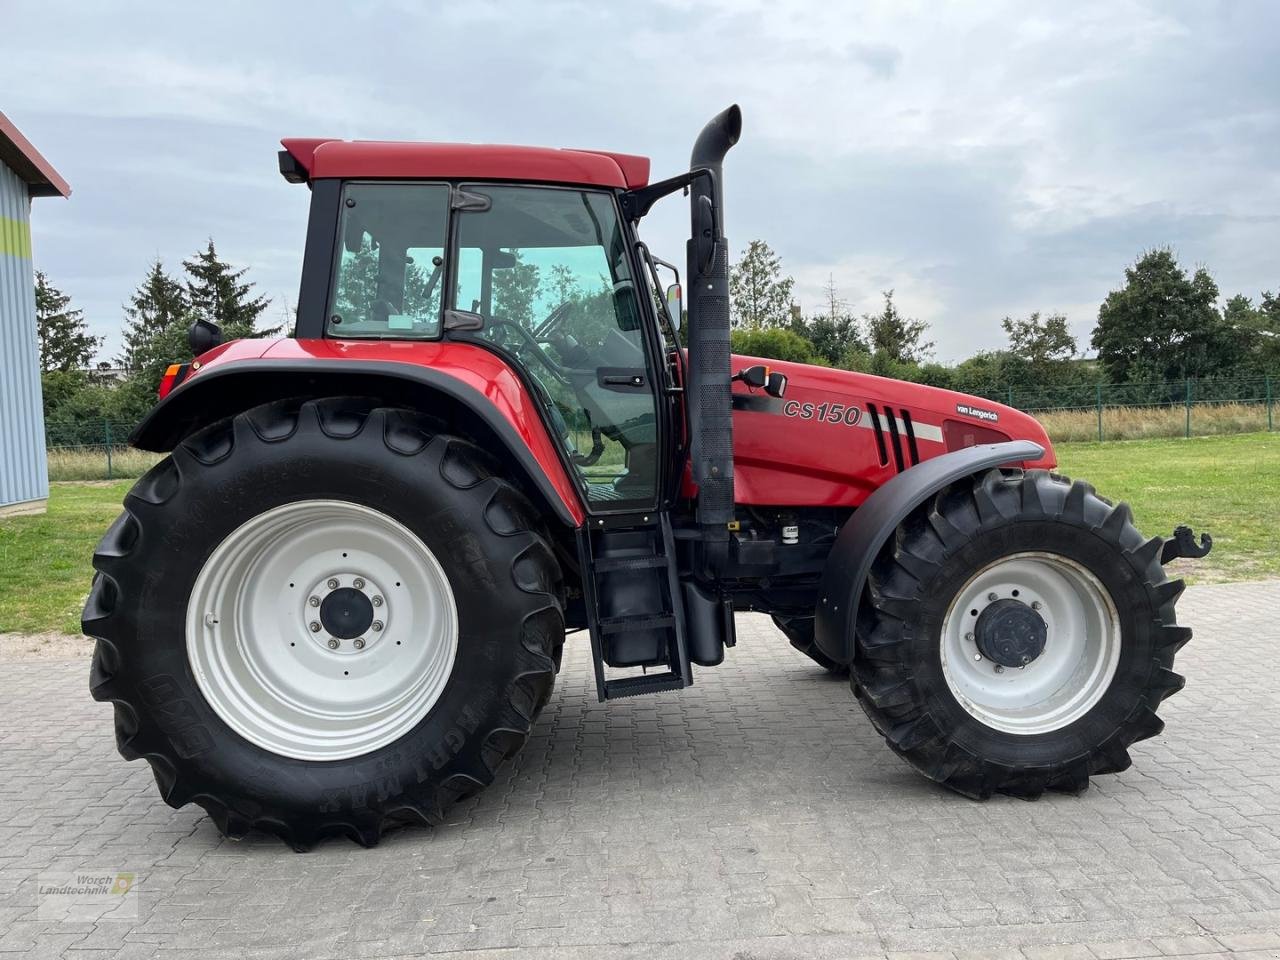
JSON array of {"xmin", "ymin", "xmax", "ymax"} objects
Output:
[
  {"xmin": 974, "ymin": 598, "xmax": 1047, "ymax": 668},
  {"xmin": 320, "ymin": 587, "xmax": 373, "ymax": 639},
  {"xmin": 187, "ymin": 499, "xmax": 458, "ymax": 761}
]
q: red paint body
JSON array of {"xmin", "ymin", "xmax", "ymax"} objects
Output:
[
  {"xmin": 280, "ymin": 138, "xmax": 650, "ymax": 189},
  {"xmin": 184, "ymin": 340, "xmax": 1056, "ymax": 523}
]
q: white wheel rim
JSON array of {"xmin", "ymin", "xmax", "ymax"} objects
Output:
[
  {"xmin": 186, "ymin": 499, "xmax": 458, "ymax": 761},
  {"xmin": 939, "ymin": 551, "xmax": 1121, "ymax": 735}
]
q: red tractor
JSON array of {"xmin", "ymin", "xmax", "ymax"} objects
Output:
[{"xmin": 86, "ymin": 107, "xmax": 1211, "ymax": 849}]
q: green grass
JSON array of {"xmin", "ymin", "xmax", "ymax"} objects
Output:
[
  {"xmin": 2, "ymin": 432, "xmax": 1276, "ymax": 635},
  {"xmin": 0, "ymin": 481, "xmax": 129, "ymax": 635},
  {"xmin": 1055, "ymin": 432, "xmax": 1280, "ymax": 584}
]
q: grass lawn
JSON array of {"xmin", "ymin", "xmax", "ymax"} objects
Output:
[
  {"xmin": 0, "ymin": 481, "xmax": 130, "ymax": 635},
  {"xmin": 1055, "ymin": 432, "xmax": 1280, "ymax": 584},
  {"xmin": 1, "ymin": 432, "xmax": 1276, "ymax": 635}
]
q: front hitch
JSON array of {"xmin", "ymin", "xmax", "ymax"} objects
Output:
[{"xmin": 1161, "ymin": 525, "xmax": 1213, "ymax": 564}]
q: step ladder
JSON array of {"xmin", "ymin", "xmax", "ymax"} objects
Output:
[{"xmin": 577, "ymin": 513, "xmax": 692, "ymax": 701}]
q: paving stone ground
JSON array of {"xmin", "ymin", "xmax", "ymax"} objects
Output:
[{"xmin": 2, "ymin": 581, "xmax": 1280, "ymax": 959}]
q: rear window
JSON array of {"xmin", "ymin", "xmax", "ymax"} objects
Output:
[{"xmin": 327, "ymin": 183, "xmax": 451, "ymax": 339}]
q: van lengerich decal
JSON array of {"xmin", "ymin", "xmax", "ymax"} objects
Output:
[{"xmin": 955, "ymin": 402, "xmax": 1000, "ymax": 423}]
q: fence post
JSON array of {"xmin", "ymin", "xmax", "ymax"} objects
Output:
[
  {"xmin": 1184, "ymin": 379, "xmax": 1192, "ymax": 439},
  {"xmin": 105, "ymin": 420, "xmax": 113, "ymax": 480},
  {"xmin": 1268, "ymin": 376, "xmax": 1273, "ymax": 432},
  {"xmin": 1096, "ymin": 383, "xmax": 1103, "ymax": 442}
]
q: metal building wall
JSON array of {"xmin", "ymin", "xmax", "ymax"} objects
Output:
[{"xmin": 0, "ymin": 160, "xmax": 48, "ymax": 514}]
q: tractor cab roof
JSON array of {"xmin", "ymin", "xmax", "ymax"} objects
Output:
[{"xmin": 279, "ymin": 138, "xmax": 650, "ymax": 190}]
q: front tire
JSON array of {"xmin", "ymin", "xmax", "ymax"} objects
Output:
[
  {"xmin": 852, "ymin": 469, "xmax": 1189, "ymax": 799},
  {"xmin": 85, "ymin": 398, "xmax": 563, "ymax": 849}
]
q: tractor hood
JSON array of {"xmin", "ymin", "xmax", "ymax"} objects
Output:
[{"xmin": 723, "ymin": 354, "xmax": 1056, "ymax": 508}]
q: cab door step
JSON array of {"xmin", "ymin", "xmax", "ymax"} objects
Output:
[{"xmin": 577, "ymin": 513, "xmax": 692, "ymax": 702}]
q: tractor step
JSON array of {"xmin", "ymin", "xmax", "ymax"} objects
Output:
[
  {"xmin": 591, "ymin": 555, "xmax": 669, "ymax": 573},
  {"xmin": 576, "ymin": 513, "xmax": 693, "ymax": 702},
  {"xmin": 602, "ymin": 672, "xmax": 686, "ymax": 699},
  {"xmin": 599, "ymin": 614, "xmax": 676, "ymax": 634}
]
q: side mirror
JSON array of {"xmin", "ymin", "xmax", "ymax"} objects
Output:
[
  {"xmin": 188, "ymin": 318, "xmax": 222, "ymax": 355},
  {"xmin": 732, "ymin": 364, "xmax": 769, "ymax": 389},
  {"xmin": 665, "ymin": 283, "xmax": 682, "ymax": 331},
  {"xmin": 765, "ymin": 371, "xmax": 787, "ymax": 398}
]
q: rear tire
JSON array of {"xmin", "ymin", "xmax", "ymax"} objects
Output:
[
  {"xmin": 852, "ymin": 469, "xmax": 1189, "ymax": 799},
  {"xmin": 85, "ymin": 398, "xmax": 563, "ymax": 849}
]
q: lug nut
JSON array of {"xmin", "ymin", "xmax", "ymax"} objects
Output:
[
  {"xmin": 987, "ymin": 592, "xmax": 998, "ymax": 602},
  {"xmin": 965, "ymin": 632, "xmax": 975, "ymax": 641},
  {"xmin": 353, "ymin": 638, "xmax": 365, "ymax": 650},
  {"xmin": 309, "ymin": 621, "xmax": 321, "ymax": 633},
  {"xmin": 973, "ymin": 653, "xmax": 982, "ymax": 661},
  {"xmin": 353, "ymin": 577, "xmax": 366, "ymax": 590},
  {"xmin": 1031, "ymin": 600, "xmax": 1042, "ymax": 611},
  {"xmin": 328, "ymin": 638, "xmax": 340, "ymax": 649},
  {"xmin": 327, "ymin": 578, "xmax": 340, "ymax": 590},
  {"xmin": 372, "ymin": 620, "xmax": 383, "ymax": 632},
  {"xmin": 309, "ymin": 596, "xmax": 320, "ymax": 607},
  {"xmin": 372, "ymin": 596, "xmax": 383, "ymax": 607},
  {"xmin": 994, "ymin": 664, "xmax": 1004, "ymax": 674}
]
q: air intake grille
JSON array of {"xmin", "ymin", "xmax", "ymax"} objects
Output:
[{"xmin": 867, "ymin": 405, "xmax": 920, "ymax": 472}]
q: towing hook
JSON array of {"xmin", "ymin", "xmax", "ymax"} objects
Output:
[{"xmin": 1160, "ymin": 525, "xmax": 1213, "ymax": 564}]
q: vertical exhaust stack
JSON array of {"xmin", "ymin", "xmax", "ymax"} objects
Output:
[{"xmin": 686, "ymin": 105, "xmax": 742, "ymax": 576}]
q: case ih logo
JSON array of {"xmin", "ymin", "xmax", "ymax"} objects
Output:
[{"xmin": 956, "ymin": 403, "xmax": 1000, "ymax": 423}]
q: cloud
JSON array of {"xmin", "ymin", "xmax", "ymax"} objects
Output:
[{"xmin": 4, "ymin": 0, "xmax": 1278, "ymax": 364}]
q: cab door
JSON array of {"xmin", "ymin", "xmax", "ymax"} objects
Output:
[{"xmin": 451, "ymin": 185, "xmax": 662, "ymax": 513}]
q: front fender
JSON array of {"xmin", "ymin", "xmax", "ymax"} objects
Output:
[
  {"xmin": 812, "ymin": 440, "xmax": 1045, "ymax": 664},
  {"xmin": 131, "ymin": 341, "xmax": 585, "ymax": 527}
]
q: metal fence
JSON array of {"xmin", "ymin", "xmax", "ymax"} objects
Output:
[
  {"xmin": 1003, "ymin": 376, "xmax": 1276, "ymax": 442},
  {"xmin": 41, "ymin": 375, "xmax": 1280, "ymax": 480},
  {"xmin": 44, "ymin": 420, "xmax": 158, "ymax": 482}
]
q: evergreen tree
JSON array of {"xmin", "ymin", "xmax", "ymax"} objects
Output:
[
  {"xmin": 36, "ymin": 271, "xmax": 100, "ymax": 372},
  {"xmin": 183, "ymin": 239, "xmax": 276, "ymax": 338},
  {"xmin": 729, "ymin": 240, "xmax": 795, "ymax": 330},
  {"xmin": 864, "ymin": 290, "xmax": 933, "ymax": 363},
  {"xmin": 119, "ymin": 260, "xmax": 189, "ymax": 377}
]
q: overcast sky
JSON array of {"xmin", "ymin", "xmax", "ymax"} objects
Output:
[{"xmin": 6, "ymin": 0, "xmax": 1278, "ymax": 363}]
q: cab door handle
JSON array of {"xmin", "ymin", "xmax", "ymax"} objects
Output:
[{"xmin": 598, "ymin": 368, "xmax": 647, "ymax": 390}]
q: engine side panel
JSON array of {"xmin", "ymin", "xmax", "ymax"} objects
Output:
[{"xmin": 723, "ymin": 355, "xmax": 1056, "ymax": 508}]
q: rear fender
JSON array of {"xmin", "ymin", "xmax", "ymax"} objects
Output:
[
  {"xmin": 130, "ymin": 357, "xmax": 586, "ymax": 527},
  {"xmin": 812, "ymin": 440, "xmax": 1045, "ymax": 664}
]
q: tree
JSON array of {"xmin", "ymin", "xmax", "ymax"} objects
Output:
[
  {"xmin": 864, "ymin": 290, "xmax": 933, "ymax": 363},
  {"xmin": 1092, "ymin": 248, "xmax": 1236, "ymax": 382},
  {"xmin": 491, "ymin": 250, "xmax": 540, "ymax": 325},
  {"xmin": 730, "ymin": 327, "xmax": 817, "ymax": 364},
  {"xmin": 1002, "ymin": 311, "xmax": 1077, "ymax": 366},
  {"xmin": 119, "ymin": 260, "xmax": 190, "ymax": 383},
  {"xmin": 793, "ymin": 274, "xmax": 866, "ymax": 365},
  {"xmin": 729, "ymin": 240, "xmax": 794, "ymax": 330},
  {"xmin": 36, "ymin": 272, "xmax": 100, "ymax": 372},
  {"xmin": 183, "ymin": 240, "xmax": 276, "ymax": 339}
]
